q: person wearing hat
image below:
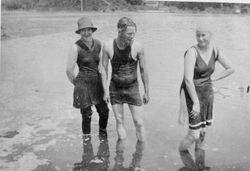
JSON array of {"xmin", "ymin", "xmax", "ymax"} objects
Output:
[
  {"xmin": 101, "ymin": 17, "xmax": 149, "ymax": 142},
  {"xmin": 66, "ymin": 17, "xmax": 109, "ymax": 139}
]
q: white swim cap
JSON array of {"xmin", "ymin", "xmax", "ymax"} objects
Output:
[{"xmin": 195, "ymin": 18, "xmax": 215, "ymax": 34}]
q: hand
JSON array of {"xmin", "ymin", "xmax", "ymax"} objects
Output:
[
  {"xmin": 103, "ymin": 92, "xmax": 110, "ymax": 103},
  {"xmin": 72, "ymin": 78, "xmax": 76, "ymax": 86},
  {"xmin": 191, "ymin": 102, "xmax": 200, "ymax": 119},
  {"xmin": 143, "ymin": 93, "xmax": 149, "ymax": 105}
]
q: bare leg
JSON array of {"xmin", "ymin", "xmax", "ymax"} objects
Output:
[
  {"xmin": 179, "ymin": 129, "xmax": 200, "ymax": 170},
  {"xmin": 112, "ymin": 104, "xmax": 126, "ymax": 140},
  {"xmin": 195, "ymin": 129, "xmax": 210, "ymax": 170},
  {"xmin": 129, "ymin": 140, "xmax": 145, "ymax": 170},
  {"xmin": 113, "ymin": 139, "xmax": 126, "ymax": 170},
  {"xmin": 128, "ymin": 105, "xmax": 146, "ymax": 142}
]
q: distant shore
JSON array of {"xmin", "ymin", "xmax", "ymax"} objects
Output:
[
  {"xmin": 1, "ymin": 5, "xmax": 249, "ymax": 14},
  {"xmin": 1, "ymin": 8, "xmax": 248, "ymax": 41}
]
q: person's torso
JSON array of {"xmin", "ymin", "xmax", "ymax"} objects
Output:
[
  {"xmin": 111, "ymin": 39, "xmax": 138, "ymax": 86},
  {"xmin": 192, "ymin": 46, "xmax": 218, "ymax": 86},
  {"xmin": 76, "ymin": 38, "xmax": 101, "ymax": 74}
]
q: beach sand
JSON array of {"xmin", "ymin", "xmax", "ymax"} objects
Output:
[{"xmin": 1, "ymin": 11, "xmax": 250, "ymax": 171}]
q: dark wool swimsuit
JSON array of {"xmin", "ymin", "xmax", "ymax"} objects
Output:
[
  {"xmin": 73, "ymin": 39, "xmax": 109, "ymax": 134},
  {"xmin": 73, "ymin": 39, "xmax": 104, "ymax": 108},
  {"xmin": 109, "ymin": 39, "xmax": 142, "ymax": 106},
  {"xmin": 180, "ymin": 46, "xmax": 219, "ymax": 130}
]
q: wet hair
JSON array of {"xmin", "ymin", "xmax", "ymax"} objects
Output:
[{"xmin": 117, "ymin": 17, "xmax": 137, "ymax": 32}]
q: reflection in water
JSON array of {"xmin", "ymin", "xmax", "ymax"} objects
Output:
[
  {"xmin": 179, "ymin": 141, "xmax": 210, "ymax": 171},
  {"xmin": 73, "ymin": 137, "xmax": 145, "ymax": 171},
  {"xmin": 73, "ymin": 133, "xmax": 110, "ymax": 171},
  {"xmin": 112, "ymin": 139, "xmax": 145, "ymax": 171},
  {"xmin": 112, "ymin": 139, "xmax": 125, "ymax": 171}
]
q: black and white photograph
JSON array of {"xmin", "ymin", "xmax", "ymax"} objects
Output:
[{"xmin": 1, "ymin": 0, "xmax": 250, "ymax": 170}]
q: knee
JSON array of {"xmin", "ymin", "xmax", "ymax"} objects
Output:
[
  {"xmin": 179, "ymin": 136, "xmax": 194, "ymax": 151},
  {"xmin": 96, "ymin": 102, "xmax": 109, "ymax": 116},
  {"xmin": 115, "ymin": 115, "xmax": 124, "ymax": 125},
  {"xmin": 133, "ymin": 118, "xmax": 144, "ymax": 128},
  {"xmin": 196, "ymin": 131, "xmax": 207, "ymax": 149},
  {"xmin": 81, "ymin": 107, "xmax": 92, "ymax": 118},
  {"xmin": 179, "ymin": 130, "xmax": 200, "ymax": 151},
  {"xmin": 188, "ymin": 129, "xmax": 200, "ymax": 140}
]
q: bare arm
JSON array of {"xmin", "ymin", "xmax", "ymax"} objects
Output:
[
  {"xmin": 101, "ymin": 42, "xmax": 110, "ymax": 102},
  {"xmin": 137, "ymin": 44, "xmax": 149, "ymax": 104},
  {"xmin": 98, "ymin": 41, "xmax": 103, "ymax": 73},
  {"xmin": 184, "ymin": 48, "xmax": 200, "ymax": 113},
  {"xmin": 66, "ymin": 45, "xmax": 78, "ymax": 85},
  {"xmin": 212, "ymin": 50, "xmax": 235, "ymax": 82}
]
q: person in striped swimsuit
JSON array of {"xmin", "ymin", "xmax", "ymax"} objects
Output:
[{"xmin": 179, "ymin": 23, "xmax": 234, "ymax": 170}]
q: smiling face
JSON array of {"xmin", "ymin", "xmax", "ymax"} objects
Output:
[
  {"xmin": 196, "ymin": 27, "xmax": 212, "ymax": 49},
  {"xmin": 79, "ymin": 28, "xmax": 93, "ymax": 39}
]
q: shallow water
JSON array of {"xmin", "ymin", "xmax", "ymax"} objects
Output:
[{"xmin": 1, "ymin": 12, "xmax": 250, "ymax": 171}]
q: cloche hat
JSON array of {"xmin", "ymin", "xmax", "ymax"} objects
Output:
[{"xmin": 75, "ymin": 17, "xmax": 97, "ymax": 34}]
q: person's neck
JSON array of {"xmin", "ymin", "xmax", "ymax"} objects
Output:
[
  {"xmin": 116, "ymin": 37, "xmax": 129, "ymax": 50},
  {"xmin": 81, "ymin": 37, "xmax": 93, "ymax": 47},
  {"xmin": 197, "ymin": 43, "xmax": 211, "ymax": 52},
  {"xmin": 81, "ymin": 37, "xmax": 93, "ymax": 44}
]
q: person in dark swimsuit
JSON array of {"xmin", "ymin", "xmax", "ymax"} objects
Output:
[
  {"xmin": 101, "ymin": 17, "xmax": 149, "ymax": 142},
  {"xmin": 178, "ymin": 23, "xmax": 234, "ymax": 170},
  {"xmin": 66, "ymin": 17, "xmax": 109, "ymax": 140}
]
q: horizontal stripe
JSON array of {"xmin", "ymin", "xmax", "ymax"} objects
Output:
[
  {"xmin": 189, "ymin": 121, "xmax": 206, "ymax": 128},
  {"xmin": 206, "ymin": 119, "xmax": 213, "ymax": 123}
]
